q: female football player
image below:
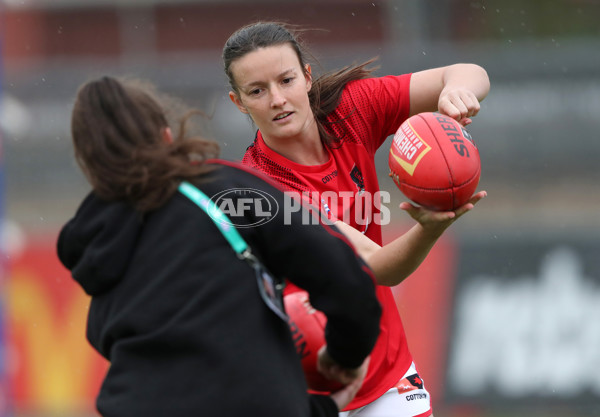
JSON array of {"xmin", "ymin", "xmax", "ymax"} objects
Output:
[{"xmin": 223, "ymin": 21, "xmax": 490, "ymax": 416}]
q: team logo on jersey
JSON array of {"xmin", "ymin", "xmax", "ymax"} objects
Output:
[
  {"xmin": 407, "ymin": 374, "xmax": 424, "ymax": 389},
  {"xmin": 350, "ymin": 165, "xmax": 365, "ymax": 193}
]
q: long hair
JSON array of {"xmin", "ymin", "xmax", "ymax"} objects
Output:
[
  {"xmin": 222, "ymin": 21, "xmax": 378, "ymax": 146},
  {"xmin": 70, "ymin": 76, "xmax": 220, "ymax": 212}
]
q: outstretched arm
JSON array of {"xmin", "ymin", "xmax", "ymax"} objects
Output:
[{"xmin": 336, "ymin": 191, "xmax": 487, "ymax": 286}]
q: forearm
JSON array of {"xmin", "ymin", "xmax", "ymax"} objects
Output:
[
  {"xmin": 332, "ymin": 221, "xmax": 381, "ymax": 260},
  {"xmin": 366, "ymin": 223, "xmax": 443, "ymax": 286},
  {"xmin": 440, "ymin": 63, "xmax": 490, "ymax": 101},
  {"xmin": 333, "ymin": 220, "xmax": 443, "ymax": 286}
]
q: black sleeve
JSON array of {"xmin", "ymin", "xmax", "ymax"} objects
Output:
[
  {"xmin": 220, "ymin": 162, "xmax": 382, "ymax": 369},
  {"xmin": 309, "ymin": 394, "xmax": 338, "ymax": 417}
]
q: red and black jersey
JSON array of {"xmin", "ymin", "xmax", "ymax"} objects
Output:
[{"xmin": 243, "ymin": 74, "xmax": 416, "ymax": 409}]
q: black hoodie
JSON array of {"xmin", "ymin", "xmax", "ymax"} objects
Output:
[{"xmin": 57, "ymin": 160, "xmax": 381, "ymax": 417}]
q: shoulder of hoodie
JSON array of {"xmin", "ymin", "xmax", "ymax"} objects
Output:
[{"xmin": 202, "ymin": 159, "xmax": 287, "ymax": 193}]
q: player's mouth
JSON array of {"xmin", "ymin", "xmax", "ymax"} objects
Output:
[{"xmin": 273, "ymin": 112, "xmax": 293, "ymax": 121}]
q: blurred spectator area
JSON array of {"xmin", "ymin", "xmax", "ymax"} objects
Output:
[{"xmin": 1, "ymin": 0, "xmax": 600, "ymax": 235}]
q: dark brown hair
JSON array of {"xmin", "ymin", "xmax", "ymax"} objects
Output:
[
  {"xmin": 222, "ymin": 21, "xmax": 378, "ymax": 146},
  {"xmin": 71, "ymin": 76, "xmax": 220, "ymax": 212}
]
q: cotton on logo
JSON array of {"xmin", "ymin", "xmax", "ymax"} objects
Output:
[{"xmin": 209, "ymin": 188, "xmax": 279, "ymax": 228}]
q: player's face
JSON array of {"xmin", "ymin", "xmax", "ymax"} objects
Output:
[{"xmin": 229, "ymin": 44, "xmax": 315, "ymax": 143}]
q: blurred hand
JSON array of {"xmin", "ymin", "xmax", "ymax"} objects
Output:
[
  {"xmin": 318, "ymin": 347, "xmax": 370, "ymax": 411},
  {"xmin": 438, "ymin": 87, "xmax": 481, "ymax": 126},
  {"xmin": 400, "ymin": 190, "xmax": 487, "ymax": 236},
  {"xmin": 317, "ymin": 346, "xmax": 364, "ymax": 385}
]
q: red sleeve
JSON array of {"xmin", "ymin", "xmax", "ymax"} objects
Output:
[{"xmin": 339, "ymin": 74, "xmax": 412, "ymax": 155}]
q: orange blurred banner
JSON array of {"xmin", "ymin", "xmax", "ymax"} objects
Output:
[{"xmin": 5, "ymin": 235, "xmax": 107, "ymax": 416}]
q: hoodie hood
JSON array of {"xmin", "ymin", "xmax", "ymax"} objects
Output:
[{"xmin": 57, "ymin": 193, "xmax": 143, "ymax": 296}]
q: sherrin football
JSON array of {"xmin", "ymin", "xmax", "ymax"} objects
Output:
[
  {"xmin": 284, "ymin": 291, "xmax": 343, "ymax": 393},
  {"xmin": 388, "ymin": 112, "xmax": 481, "ymax": 211}
]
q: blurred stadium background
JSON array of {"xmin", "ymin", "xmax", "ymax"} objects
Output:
[{"xmin": 0, "ymin": 0, "xmax": 599, "ymax": 416}]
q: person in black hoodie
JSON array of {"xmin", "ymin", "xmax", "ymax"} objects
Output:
[{"xmin": 57, "ymin": 76, "xmax": 381, "ymax": 417}]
